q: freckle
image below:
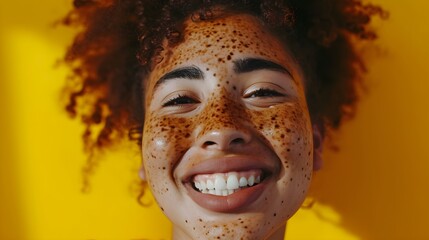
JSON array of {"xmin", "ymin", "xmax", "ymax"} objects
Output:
[
  {"xmin": 226, "ymin": 81, "xmax": 229, "ymax": 84},
  {"xmin": 233, "ymin": 86, "xmax": 237, "ymax": 90},
  {"xmin": 287, "ymin": 148, "xmax": 290, "ymax": 152},
  {"xmin": 227, "ymin": 55, "xmax": 231, "ymax": 60},
  {"xmin": 290, "ymin": 178, "xmax": 293, "ymax": 181}
]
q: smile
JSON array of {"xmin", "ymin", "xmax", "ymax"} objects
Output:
[
  {"xmin": 193, "ymin": 170, "xmax": 263, "ymax": 196},
  {"xmin": 182, "ymin": 156, "xmax": 276, "ymax": 212}
]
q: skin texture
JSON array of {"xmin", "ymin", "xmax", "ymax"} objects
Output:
[{"xmin": 142, "ymin": 13, "xmax": 316, "ymax": 240}]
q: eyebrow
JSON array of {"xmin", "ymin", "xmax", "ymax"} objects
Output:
[
  {"xmin": 155, "ymin": 66, "xmax": 204, "ymax": 89},
  {"xmin": 233, "ymin": 58, "xmax": 292, "ymax": 77},
  {"xmin": 154, "ymin": 58, "xmax": 293, "ymax": 90}
]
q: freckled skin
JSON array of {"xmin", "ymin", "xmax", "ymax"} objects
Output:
[{"xmin": 142, "ymin": 13, "xmax": 313, "ymax": 240}]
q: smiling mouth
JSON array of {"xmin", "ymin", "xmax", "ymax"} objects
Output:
[
  {"xmin": 192, "ymin": 169, "xmax": 263, "ymax": 196},
  {"xmin": 182, "ymin": 157, "xmax": 274, "ymax": 212}
]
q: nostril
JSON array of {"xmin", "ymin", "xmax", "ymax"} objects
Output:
[
  {"xmin": 204, "ymin": 141, "xmax": 217, "ymax": 147},
  {"xmin": 231, "ymin": 138, "xmax": 245, "ymax": 144},
  {"xmin": 199, "ymin": 131, "xmax": 250, "ymax": 150}
]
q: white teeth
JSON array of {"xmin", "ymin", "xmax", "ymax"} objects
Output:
[
  {"xmin": 227, "ymin": 175, "xmax": 239, "ymax": 190},
  {"xmin": 248, "ymin": 176, "xmax": 255, "ymax": 186},
  {"xmin": 214, "ymin": 175, "xmax": 227, "ymax": 190},
  {"xmin": 193, "ymin": 171, "xmax": 263, "ymax": 196},
  {"xmin": 239, "ymin": 177, "xmax": 247, "ymax": 187},
  {"xmin": 207, "ymin": 180, "xmax": 214, "ymax": 190},
  {"xmin": 215, "ymin": 189, "xmax": 222, "ymax": 196}
]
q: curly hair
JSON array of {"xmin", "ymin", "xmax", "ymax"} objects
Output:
[{"xmin": 62, "ymin": 0, "xmax": 386, "ymax": 162}]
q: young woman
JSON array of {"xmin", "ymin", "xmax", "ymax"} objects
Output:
[{"xmin": 63, "ymin": 0, "xmax": 385, "ymax": 239}]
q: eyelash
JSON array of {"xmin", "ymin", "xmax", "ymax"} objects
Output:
[
  {"xmin": 244, "ymin": 88, "xmax": 285, "ymax": 98},
  {"xmin": 162, "ymin": 94, "xmax": 199, "ymax": 107},
  {"xmin": 162, "ymin": 88, "xmax": 285, "ymax": 107}
]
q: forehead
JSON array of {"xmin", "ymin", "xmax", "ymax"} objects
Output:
[
  {"xmin": 183, "ymin": 14, "xmax": 286, "ymax": 60},
  {"xmin": 146, "ymin": 13, "xmax": 302, "ymax": 90}
]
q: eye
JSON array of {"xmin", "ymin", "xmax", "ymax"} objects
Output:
[
  {"xmin": 243, "ymin": 88, "xmax": 285, "ymax": 98},
  {"xmin": 162, "ymin": 94, "xmax": 199, "ymax": 107}
]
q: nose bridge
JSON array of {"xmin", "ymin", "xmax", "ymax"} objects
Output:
[
  {"xmin": 195, "ymin": 89, "xmax": 250, "ymax": 149},
  {"xmin": 202, "ymin": 91, "xmax": 246, "ymax": 132}
]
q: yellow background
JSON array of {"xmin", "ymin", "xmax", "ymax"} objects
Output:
[{"xmin": 1, "ymin": 0, "xmax": 428, "ymax": 239}]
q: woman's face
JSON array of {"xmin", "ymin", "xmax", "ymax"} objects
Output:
[{"xmin": 142, "ymin": 13, "xmax": 313, "ymax": 239}]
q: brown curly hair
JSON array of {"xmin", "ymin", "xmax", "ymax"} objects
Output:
[{"xmin": 62, "ymin": 0, "xmax": 386, "ymax": 165}]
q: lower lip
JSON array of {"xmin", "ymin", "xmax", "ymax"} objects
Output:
[{"xmin": 185, "ymin": 181, "xmax": 267, "ymax": 213}]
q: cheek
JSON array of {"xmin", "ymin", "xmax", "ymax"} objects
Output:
[
  {"xmin": 247, "ymin": 103, "xmax": 313, "ymax": 170},
  {"xmin": 142, "ymin": 115, "xmax": 194, "ymax": 193},
  {"xmin": 247, "ymin": 104, "xmax": 313, "ymax": 221}
]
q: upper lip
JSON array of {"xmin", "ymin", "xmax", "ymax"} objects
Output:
[{"xmin": 181, "ymin": 155, "xmax": 278, "ymax": 183}]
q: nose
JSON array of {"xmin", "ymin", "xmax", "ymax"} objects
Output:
[
  {"xmin": 195, "ymin": 89, "xmax": 252, "ymax": 151},
  {"xmin": 196, "ymin": 98, "xmax": 252, "ymax": 150},
  {"xmin": 197, "ymin": 128, "xmax": 251, "ymax": 151}
]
